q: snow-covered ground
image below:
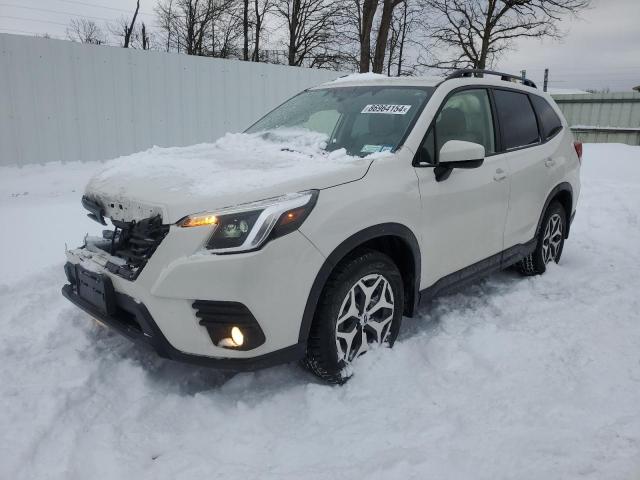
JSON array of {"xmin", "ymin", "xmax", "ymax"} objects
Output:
[{"xmin": 1, "ymin": 144, "xmax": 639, "ymax": 479}]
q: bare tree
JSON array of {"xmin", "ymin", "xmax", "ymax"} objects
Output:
[
  {"xmin": 240, "ymin": 0, "xmax": 274, "ymax": 61},
  {"xmin": 183, "ymin": 0, "xmax": 212, "ymax": 54},
  {"xmin": 335, "ymin": 0, "xmax": 406, "ymax": 73},
  {"xmin": 209, "ymin": 2, "xmax": 243, "ymax": 58},
  {"xmin": 109, "ymin": 12, "xmax": 152, "ymax": 50},
  {"xmin": 371, "ymin": 0, "xmax": 404, "ymax": 73},
  {"xmin": 141, "ymin": 22, "xmax": 151, "ymax": 50},
  {"xmin": 419, "ymin": 0, "xmax": 590, "ymax": 70},
  {"xmin": 274, "ymin": 0, "xmax": 341, "ymax": 67},
  {"xmin": 109, "ymin": 12, "xmax": 142, "ymax": 49},
  {"xmin": 156, "ymin": 0, "xmax": 175, "ymax": 51},
  {"xmin": 156, "ymin": 0, "xmax": 241, "ymax": 56},
  {"xmin": 386, "ymin": 0, "xmax": 418, "ymax": 75},
  {"xmin": 66, "ymin": 18, "xmax": 106, "ymax": 45},
  {"xmin": 124, "ymin": 0, "xmax": 141, "ymax": 48},
  {"xmin": 243, "ymin": 0, "xmax": 250, "ymax": 60},
  {"xmin": 154, "ymin": 0, "xmax": 206, "ymax": 54},
  {"xmin": 251, "ymin": 0, "xmax": 274, "ymax": 61},
  {"xmin": 358, "ymin": 0, "xmax": 378, "ymax": 72}
]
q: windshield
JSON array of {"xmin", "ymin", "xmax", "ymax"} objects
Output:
[{"xmin": 246, "ymin": 86, "xmax": 434, "ymax": 156}]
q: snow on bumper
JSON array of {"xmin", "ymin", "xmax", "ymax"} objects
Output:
[{"xmin": 63, "ymin": 227, "xmax": 326, "ymax": 366}]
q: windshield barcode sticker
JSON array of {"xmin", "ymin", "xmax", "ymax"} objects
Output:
[{"xmin": 361, "ymin": 104, "xmax": 411, "ymax": 115}]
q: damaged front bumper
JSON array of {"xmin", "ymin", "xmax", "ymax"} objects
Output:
[
  {"xmin": 61, "ymin": 211, "xmax": 325, "ymax": 370},
  {"xmin": 62, "ymin": 261, "xmax": 305, "ymax": 370}
]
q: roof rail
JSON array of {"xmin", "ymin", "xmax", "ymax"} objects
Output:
[{"xmin": 445, "ymin": 69, "xmax": 537, "ymax": 89}]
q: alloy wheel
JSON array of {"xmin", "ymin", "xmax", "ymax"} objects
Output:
[
  {"xmin": 335, "ymin": 273, "xmax": 395, "ymax": 363},
  {"xmin": 542, "ymin": 213, "xmax": 563, "ymax": 264}
]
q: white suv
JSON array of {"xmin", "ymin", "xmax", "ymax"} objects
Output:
[{"xmin": 63, "ymin": 69, "xmax": 581, "ymax": 384}]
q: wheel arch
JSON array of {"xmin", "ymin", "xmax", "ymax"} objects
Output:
[
  {"xmin": 537, "ymin": 182, "xmax": 573, "ymax": 239},
  {"xmin": 298, "ymin": 223, "xmax": 421, "ymax": 344}
]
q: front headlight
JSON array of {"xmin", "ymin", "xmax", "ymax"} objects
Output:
[{"xmin": 177, "ymin": 190, "xmax": 318, "ymax": 253}]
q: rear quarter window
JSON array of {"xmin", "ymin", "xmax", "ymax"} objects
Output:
[
  {"xmin": 493, "ymin": 90, "xmax": 540, "ymax": 150},
  {"xmin": 530, "ymin": 95, "xmax": 563, "ymax": 140}
]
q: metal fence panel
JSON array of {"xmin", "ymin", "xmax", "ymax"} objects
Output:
[
  {"xmin": 5, "ymin": 31, "xmax": 638, "ymax": 167},
  {"xmin": 552, "ymin": 92, "xmax": 640, "ymax": 145},
  {"xmin": 0, "ymin": 34, "xmax": 342, "ymax": 167}
]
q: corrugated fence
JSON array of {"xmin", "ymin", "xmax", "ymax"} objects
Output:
[
  {"xmin": 0, "ymin": 34, "xmax": 341, "ymax": 167},
  {"xmin": 552, "ymin": 92, "xmax": 640, "ymax": 145},
  {"xmin": 2, "ymin": 33, "xmax": 638, "ymax": 168}
]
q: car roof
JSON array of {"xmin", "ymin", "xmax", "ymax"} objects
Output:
[{"xmin": 313, "ymin": 72, "xmax": 544, "ymax": 96}]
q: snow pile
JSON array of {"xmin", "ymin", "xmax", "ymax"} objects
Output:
[
  {"xmin": 1, "ymin": 144, "xmax": 640, "ymax": 479},
  {"xmin": 0, "ymin": 161, "xmax": 104, "ymax": 284},
  {"xmin": 87, "ymin": 129, "xmax": 370, "ymax": 197}
]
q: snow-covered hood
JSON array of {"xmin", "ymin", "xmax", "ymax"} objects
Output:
[{"xmin": 85, "ymin": 129, "xmax": 376, "ymax": 223}]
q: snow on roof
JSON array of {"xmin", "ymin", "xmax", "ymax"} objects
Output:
[
  {"xmin": 548, "ymin": 88, "xmax": 590, "ymax": 95},
  {"xmin": 319, "ymin": 72, "xmax": 443, "ymax": 88}
]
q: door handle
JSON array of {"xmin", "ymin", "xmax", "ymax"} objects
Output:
[
  {"xmin": 545, "ymin": 158, "xmax": 556, "ymax": 167},
  {"xmin": 493, "ymin": 168, "xmax": 507, "ymax": 182}
]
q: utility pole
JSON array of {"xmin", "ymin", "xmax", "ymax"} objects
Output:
[{"xmin": 543, "ymin": 68, "xmax": 549, "ymax": 92}]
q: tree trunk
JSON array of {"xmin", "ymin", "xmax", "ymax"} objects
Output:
[
  {"xmin": 210, "ymin": 22, "xmax": 215, "ymax": 56},
  {"xmin": 372, "ymin": 0, "xmax": 398, "ymax": 73},
  {"xmin": 243, "ymin": 0, "xmax": 250, "ymax": 60},
  {"xmin": 396, "ymin": 1, "xmax": 407, "ymax": 76},
  {"xmin": 476, "ymin": 1, "xmax": 495, "ymax": 70},
  {"xmin": 124, "ymin": 0, "xmax": 140, "ymax": 48},
  {"xmin": 359, "ymin": 0, "xmax": 379, "ymax": 72},
  {"xmin": 253, "ymin": 0, "xmax": 261, "ymax": 61},
  {"xmin": 288, "ymin": 0, "xmax": 300, "ymax": 66},
  {"xmin": 186, "ymin": 2, "xmax": 195, "ymax": 54},
  {"xmin": 142, "ymin": 22, "xmax": 149, "ymax": 50},
  {"xmin": 476, "ymin": 37, "xmax": 488, "ymax": 69}
]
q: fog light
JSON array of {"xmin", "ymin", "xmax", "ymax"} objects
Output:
[
  {"xmin": 230, "ymin": 326, "xmax": 244, "ymax": 346},
  {"xmin": 194, "ymin": 300, "xmax": 265, "ymax": 351}
]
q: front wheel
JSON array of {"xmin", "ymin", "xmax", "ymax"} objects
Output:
[
  {"xmin": 303, "ymin": 249, "xmax": 404, "ymax": 384},
  {"xmin": 518, "ymin": 201, "xmax": 566, "ymax": 276}
]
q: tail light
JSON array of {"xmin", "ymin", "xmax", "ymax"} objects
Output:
[{"xmin": 573, "ymin": 141, "xmax": 583, "ymax": 163}]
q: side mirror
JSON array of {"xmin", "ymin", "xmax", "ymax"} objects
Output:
[{"xmin": 434, "ymin": 140, "xmax": 485, "ymax": 182}]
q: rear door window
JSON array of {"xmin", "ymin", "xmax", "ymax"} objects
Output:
[
  {"xmin": 530, "ymin": 95, "xmax": 563, "ymax": 140},
  {"xmin": 493, "ymin": 90, "xmax": 540, "ymax": 150}
]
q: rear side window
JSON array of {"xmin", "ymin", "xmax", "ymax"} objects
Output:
[
  {"xmin": 493, "ymin": 90, "xmax": 540, "ymax": 150},
  {"xmin": 530, "ymin": 95, "xmax": 563, "ymax": 140}
]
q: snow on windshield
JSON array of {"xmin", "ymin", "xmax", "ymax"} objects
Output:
[
  {"xmin": 246, "ymin": 85, "xmax": 433, "ymax": 156},
  {"xmin": 86, "ymin": 128, "xmax": 381, "ymax": 197}
]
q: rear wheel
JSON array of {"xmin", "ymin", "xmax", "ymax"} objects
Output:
[
  {"xmin": 518, "ymin": 201, "xmax": 566, "ymax": 275},
  {"xmin": 303, "ymin": 249, "xmax": 404, "ymax": 384}
]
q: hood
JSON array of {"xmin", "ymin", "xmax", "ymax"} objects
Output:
[{"xmin": 85, "ymin": 130, "xmax": 376, "ymax": 223}]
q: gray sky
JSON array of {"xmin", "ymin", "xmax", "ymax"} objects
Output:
[
  {"xmin": 1, "ymin": 0, "xmax": 638, "ymax": 91},
  {"xmin": 497, "ymin": 0, "xmax": 640, "ymax": 91}
]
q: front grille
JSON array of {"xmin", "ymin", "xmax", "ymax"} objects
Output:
[{"xmin": 101, "ymin": 215, "xmax": 170, "ymax": 280}]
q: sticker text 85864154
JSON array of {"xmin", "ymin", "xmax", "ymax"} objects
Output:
[{"xmin": 361, "ymin": 104, "xmax": 411, "ymax": 115}]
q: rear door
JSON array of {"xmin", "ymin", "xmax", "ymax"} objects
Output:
[
  {"xmin": 493, "ymin": 89, "xmax": 558, "ymax": 248},
  {"xmin": 414, "ymin": 88, "xmax": 510, "ymax": 287}
]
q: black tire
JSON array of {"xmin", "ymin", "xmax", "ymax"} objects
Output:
[
  {"xmin": 303, "ymin": 249, "xmax": 404, "ymax": 384},
  {"xmin": 518, "ymin": 201, "xmax": 566, "ymax": 276}
]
